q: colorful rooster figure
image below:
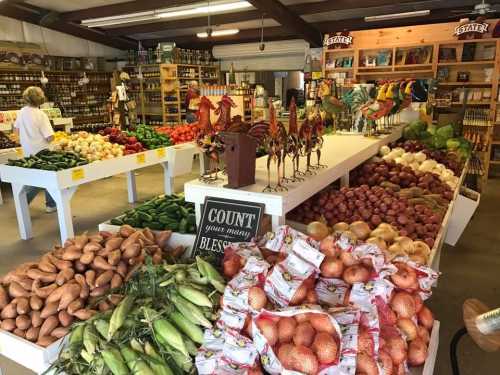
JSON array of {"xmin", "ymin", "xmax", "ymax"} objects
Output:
[
  {"xmin": 247, "ymin": 100, "xmax": 287, "ymax": 192},
  {"xmin": 195, "ymin": 96, "xmax": 221, "ymax": 182},
  {"xmin": 310, "ymin": 106, "xmax": 326, "ymax": 168},
  {"xmin": 213, "ymin": 94, "xmax": 237, "ymax": 132},
  {"xmin": 283, "ymin": 97, "xmax": 304, "ymax": 182},
  {"xmin": 298, "ymin": 111, "xmax": 315, "ymax": 175},
  {"xmin": 360, "ymin": 83, "xmax": 390, "ymax": 136}
]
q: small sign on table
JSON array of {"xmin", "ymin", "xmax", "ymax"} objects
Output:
[{"xmin": 193, "ymin": 197, "xmax": 265, "ymax": 264}]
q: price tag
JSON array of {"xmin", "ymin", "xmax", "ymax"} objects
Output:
[
  {"xmin": 15, "ymin": 148, "xmax": 23, "ymax": 157},
  {"xmin": 156, "ymin": 148, "xmax": 166, "ymax": 158},
  {"xmin": 136, "ymin": 153, "xmax": 146, "ymax": 164},
  {"xmin": 312, "ymin": 71, "xmax": 322, "ymax": 80},
  {"xmin": 71, "ymin": 168, "xmax": 85, "ymax": 181}
]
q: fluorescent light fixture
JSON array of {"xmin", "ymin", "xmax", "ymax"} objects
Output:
[
  {"xmin": 82, "ymin": 1, "xmax": 251, "ymax": 28},
  {"xmin": 197, "ymin": 29, "xmax": 240, "ymax": 38},
  {"xmin": 364, "ymin": 10, "xmax": 430, "ymax": 22},
  {"xmin": 157, "ymin": 1, "xmax": 251, "ymax": 19}
]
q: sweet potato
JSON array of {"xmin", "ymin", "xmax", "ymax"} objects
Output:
[
  {"xmin": 38, "ymin": 258, "xmax": 57, "ymax": 273},
  {"xmin": 15, "ymin": 297, "xmax": 30, "ymax": 315},
  {"xmin": 31, "ymin": 310, "xmax": 43, "ymax": 327},
  {"xmin": 108, "ymin": 250, "xmax": 121, "ymax": 266},
  {"xmin": 105, "ymin": 237, "xmax": 124, "ymax": 252},
  {"xmin": 13, "ymin": 328, "xmax": 26, "ymax": 338},
  {"xmin": 67, "ymin": 298, "xmax": 84, "ymax": 315},
  {"xmin": 119, "ymin": 225, "xmax": 135, "ymax": 238},
  {"xmin": 29, "ymin": 295, "xmax": 43, "ymax": 311},
  {"xmin": 0, "ymin": 285, "xmax": 9, "ymax": 309},
  {"xmin": 74, "ymin": 274, "xmax": 89, "ymax": 299},
  {"xmin": 116, "ymin": 261, "xmax": 128, "ymax": 278},
  {"xmin": 8, "ymin": 281, "xmax": 30, "ymax": 298},
  {"xmin": 122, "ymin": 243, "xmax": 141, "ymax": 259},
  {"xmin": 32, "ymin": 280, "xmax": 58, "ymax": 299},
  {"xmin": 58, "ymin": 310, "xmax": 73, "ymax": 327},
  {"xmin": 154, "ymin": 230, "xmax": 172, "ymax": 249},
  {"xmin": 40, "ymin": 301, "xmax": 59, "ymax": 319},
  {"xmin": 48, "ymin": 255, "xmax": 72, "ymax": 270},
  {"xmin": 83, "ymin": 242, "xmax": 102, "ymax": 253},
  {"xmin": 46, "ymin": 284, "xmax": 68, "ymax": 303},
  {"xmin": 74, "ymin": 260, "xmax": 87, "ymax": 273},
  {"xmin": 15, "ymin": 314, "xmax": 31, "ymax": 330},
  {"xmin": 1, "ymin": 302, "xmax": 18, "ymax": 319},
  {"xmin": 98, "ymin": 300, "xmax": 112, "ymax": 312},
  {"xmin": 37, "ymin": 335, "xmax": 57, "ymax": 347},
  {"xmin": 26, "ymin": 326, "xmax": 40, "ymax": 342},
  {"xmin": 95, "ymin": 270, "xmax": 114, "ymax": 288},
  {"xmin": 110, "ymin": 274, "xmax": 123, "ymax": 289},
  {"xmin": 85, "ymin": 270, "xmax": 96, "ymax": 288},
  {"xmin": 73, "ymin": 233, "xmax": 89, "ymax": 250},
  {"xmin": 39, "ymin": 315, "xmax": 59, "ymax": 337},
  {"xmin": 107, "ymin": 294, "xmax": 123, "ymax": 306},
  {"xmin": 88, "ymin": 234, "xmax": 104, "ymax": 244},
  {"xmin": 120, "ymin": 231, "xmax": 142, "ymax": 251},
  {"xmin": 90, "ymin": 285, "xmax": 109, "ymax": 297},
  {"xmin": 16, "ymin": 277, "xmax": 34, "ymax": 291},
  {"xmin": 125, "ymin": 264, "xmax": 141, "ymax": 282},
  {"xmin": 61, "ymin": 245, "xmax": 82, "ymax": 261},
  {"xmin": 56, "ymin": 269, "xmax": 75, "ymax": 286},
  {"xmin": 0, "ymin": 319, "xmax": 16, "ymax": 331},
  {"xmin": 58, "ymin": 284, "xmax": 81, "ymax": 311},
  {"xmin": 73, "ymin": 309, "xmax": 97, "ymax": 320},
  {"xmin": 79, "ymin": 251, "xmax": 95, "ymax": 265},
  {"xmin": 26, "ymin": 269, "xmax": 57, "ymax": 283},
  {"xmin": 92, "ymin": 256, "xmax": 115, "ymax": 271},
  {"xmin": 51, "ymin": 326, "xmax": 69, "ymax": 339}
]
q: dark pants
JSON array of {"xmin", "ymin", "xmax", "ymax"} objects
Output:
[{"xmin": 25, "ymin": 186, "xmax": 56, "ymax": 208}]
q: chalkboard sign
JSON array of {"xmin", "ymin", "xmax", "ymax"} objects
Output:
[{"xmin": 193, "ymin": 197, "xmax": 265, "ymax": 263}]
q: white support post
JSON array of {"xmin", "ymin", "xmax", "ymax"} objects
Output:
[
  {"xmin": 340, "ymin": 171, "xmax": 349, "ymax": 188},
  {"xmin": 125, "ymin": 171, "xmax": 138, "ymax": 203},
  {"xmin": 161, "ymin": 162, "xmax": 174, "ymax": 196},
  {"xmin": 11, "ymin": 184, "xmax": 32, "ymax": 240},
  {"xmin": 0, "ymin": 183, "xmax": 3, "ymax": 205},
  {"xmin": 271, "ymin": 215, "xmax": 285, "ymax": 230},
  {"xmin": 47, "ymin": 187, "xmax": 77, "ymax": 244},
  {"xmin": 195, "ymin": 203, "xmax": 202, "ymax": 225}
]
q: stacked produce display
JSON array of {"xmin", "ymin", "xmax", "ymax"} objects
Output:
[
  {"xmin": 156, "ymin": 124, "xmax": 200, "ymax": 145},
  {"xmin": 0, "ymin": 131, "xmax": 19, "ymax": 149},
  {"xmin": 126, "ymin": 124, "xmax": 172, "ymax": 149},
  {"xmin": 99, "ymin": 127, "xmax": 146, "ymax": 155},
  {"xmin": 52, "ymin": 132, "xmax": 125, "ymax": 161},
  {"xmin": 7, "ymin": 149, "xmax": 88, "ymax": 171},
  {"xmin": 110, "ymin": 194, "xmax": 197, "ymax": 233},
  {"xmin": 289, "ymin": 137, "xmax": 468, "ymax": 253},
  {"xmin": 0, "ymin": 226, "xmax": 186, "ymax": 346},
  {"xmin": 194, "ymin": 224, "xmax": 437, "ymax": 375}
]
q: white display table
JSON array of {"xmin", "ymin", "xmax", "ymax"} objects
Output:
[
  {"xmin": 185, "ymin": 127, "xmax": 403, "ymax": 229},
  {"xmin": 0, "ymin": 142, "xmax": 201, "ymax": 243},
  {"xmin": 0, "ymin": 147, "xmax": 22, "ymax": 204},
  {"xmin": 51, "ymin": 117, "xmax": 73, "ymax": 133}
]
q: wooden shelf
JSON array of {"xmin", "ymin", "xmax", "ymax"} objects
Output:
[
  {"xmin": 325, "ymin": 48, "xmax": 355, "ymax": 53},
  {"xmin": 164, "ymin": 101, "xmax": 179, "ymax": 105},
  {"xmin": 325, "ymin": 67, "xmax": 353, "ymax": 72},
  {"xmin": 491, "ymin": 141, "xmax": 500, "ymax": 145},
  {"xmin": 490, "ymin": 160, "xmax": 500, "ymax": 165},
  {"xmin": 438, "ymin": 82, "xmax": 493, "ymax": 86},
  {"xmin": 394, "ymin": 63, "xmax": 433, "ymax": 69},
  {"xmin": 358, "ymin": 66, "xmax": 393, "ymax": 70},
  {"xmin": 451, "ymin": 101, "xmax": 492, "ymax": 106},
  {"xmin": 165, "ymin": 113, "xmax": 180, "ymax": 117},
  {"xmin": 356, "ymin": 69, "xmax": 434, "ymax": 76},
  {"xmin": 438, "ymin": 61, "xmax": 495, "ymax": 66}
]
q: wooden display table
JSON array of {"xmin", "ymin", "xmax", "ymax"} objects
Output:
[
  {"xmin": 0, "ymin": 142, "xmax": 201, "ymax": 243},
  {"xmin": 185, "ymin": 127, "xmax": 403, "ymax": 229}
]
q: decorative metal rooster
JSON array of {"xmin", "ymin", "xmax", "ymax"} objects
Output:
[
  {"xmin": 298, "ymin": 111, "xmax": 315, "ymax": 175},
  {"xmin": 195, "ymin": 96, "xmax": 222, "ymax": 182},
  {"xmin": 214, "ymin": 94, "xmax": 237, "ymax": 132},
  {"xmin": 310, "ymin": 106, "xmax": 326, "ymax": 168},
  {"xmin": 283, "ymin": 97, "xmax": 304, "ymax": 182}
]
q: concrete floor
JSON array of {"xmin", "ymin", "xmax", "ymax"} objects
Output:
[{"xmin": 0, "ymin": 166, "xmax": 499, "ymax": 374}]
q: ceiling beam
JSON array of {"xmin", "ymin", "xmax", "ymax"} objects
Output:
[
  {"xmin": 245, "ymin": 0, "xmax": 322, "ymax": 46},
  {"xmin": 61, "ymin": 0, "xmax": 200, "ymax": 22},
  {"xmin": 106, "ymin": 10, "xmax": 262, "ymax": 37},
  {"xmin": 0, "ymin": 3, "xmax": 136, "ymax": 50}
]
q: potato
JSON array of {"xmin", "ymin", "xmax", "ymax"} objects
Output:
[
  {"xmin": 92, "ymin": 256, "xmax": 115, "ymax": 271},
  {"xmin": 51, "ymin": 327, "xmax": 69, "ymax": 339},
  {"xmin": 67, "ymin": 298, "xmax": 84, "ymax": 315},
  {"xmin": 26, "ymin": 326, "xmax": 40, "ymax": 342},
  {"xmin": 110, "ymin": 274, "xmax": 123, "ymax": 289},
  {"xmin": 74, "ymin": 274, "xmax": 89, "ymax": 299},
  {"xmin": 74, "ymin": 261, "xmax": 87, "ymax": 273},
  {"xmin": 31, "ymin": 310, "xmax": 43, "ymax": 328},
  {"xmin": 61, "ymin": 245, "xmax": 82, "ymax": 261},
  {"xmin": 1, "ymin": 302, "xmax": 18, "ymax": 319},
  {"xmin": 16, "ymin": 277, "xmax": 34, "ymax": 291},
  {"xmin": 0, "ymin": 318, "xmax": 16, "ymax": 331},
  {"xmin": 30, "ymin": 295, "xmax": 44, "ymax": 311},
  {"xmin": 116, "ymin": 261, "xmax": 128, "ymax": 278},
  {"xmin": 120, "ymin": 231, "xmax": 141, "ymax": 251},
  {"xmin": 8, "ymin": 281, "xmax": 30, "ymax": 298},
  {"xmin": 15, "ymin": 297, "xmax": 30, "ymax": 315},
  {"xmin": 56, "ymin": 269, "xmax": 75, "ymax": 286},
  {"xmin": 122, "ymin": 244, "xmax": 141, "ymax": 259},
  {"xmin": 39, "ymin": 316, "xmax": 59, "ymax": 337},
  {"xmin": 119, "ymin": 225, "xmax": 135, "ymax": 238},
  {"xmin": 98, "ymin": 300, "xmax": 112, "ymax": 312},
  {"xmin": 85, "ymin": 270, "xmax": 96, "ymax": 288},
  {"xmin": 26, "ymin": 269, "xmax": 57, "ymax": 283},
  {"xmin": 58, "ymin": 310, "xmax": 74, "ymax": 327},
  {"xmin": 83, "ymin": 242, "xmax": 102, "ymax": 253},
  {"xmin": 15, "ymin": 314, "xmax": 31, "ymax": 330},
  {"xmin": 38, "ymin": 258, "xmax": 57, "ymax": 273},
  {"xmin": 13, "ymin": 328, "xmax": 26, "ymax": 338},
  {"xmin": 105, "ymin": 237, "xmax": 124, "ymax": 251},
  {"xmin": 107, "ymin": 250, "xmax": 121, "ymax": 266},
  {"xmin": 73, "ymin": 309, "xmax": 97, "ymax": 320},
  {"xmin": 48, "ymin": 254, "xmax": 72, "ymax": 271},
  {"xmin": 40, "ymin": 301, "xmax": 59, "ymax": 319},
  {"xmin": 95, "ymin": 270, "xmax": 114, "ymax": 288},
  {"xmin": 58, "ymin": 284, "xmax": 81, "ymax": 311},
  {"xmin": 37, "ymin": 335, "xmax": 57, "ymax": 347},
  {"xmin": 47, "ymin": 284, "xmax": 69, "ymax": 303},
  {"xmin": 79, "ymin": 252, "xmax": 95, "ymax": 265},
  {"xmin": 32, "ymin": 280, "xmax": 58, "ymax": 299},
  {"xmin": 0, "ymin": 285, "xmax": 10, "ymax": 309},
  {"xmin": 90, "ymin": 285, "xmax": 109, "ymax": 297}
]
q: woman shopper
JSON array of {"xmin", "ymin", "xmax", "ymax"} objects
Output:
[
  {"xmin": 14, "ymin": 86, "xmax": 56, "ymax": 212},
  {"xmin": 185, "ymin": 80, "xmax": 200, "ymax": 124}
]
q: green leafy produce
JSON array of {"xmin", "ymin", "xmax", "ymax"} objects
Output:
[
  {"xmin": 48, "ymin": 259, "xmax": 224, "ymax": 375},
  {"xmin": 7, "ymin": 149, "xmax": 88, "ymax": 171},
  {"xmin": 110, "ymin": 194, "xmax": 196, "ymax": 233},
  {"xmin": 127, "ymin": 125, "xmax": 172, "ymax": 150},
  {"xmin": 402, "ymin": 120, "xmax": 428, "ymax": 140}
]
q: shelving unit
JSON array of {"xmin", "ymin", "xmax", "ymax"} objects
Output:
[{"xmin": 0, "ymin": 69, "xmax": 111, "ymax": 131}]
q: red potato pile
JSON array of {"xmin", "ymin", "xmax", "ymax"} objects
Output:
[
  {"xmin": 256, "ymin": 312, "xmax": 340, "ymax": 374},
  {"xmin": 350, "ymin": 161, "xmax": 454, "ymax": 201},
  {"xmin": 290, "ymin": 184, "xmax": 444, "ymax": 249},
  {"xmin": 0, "ymin": 225, "xmax": 181, "ymax": 347}
]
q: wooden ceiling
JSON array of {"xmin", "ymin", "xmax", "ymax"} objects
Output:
[{"xmin": 1, "ymin": 0, "xmax": 499, "ymax": 50}]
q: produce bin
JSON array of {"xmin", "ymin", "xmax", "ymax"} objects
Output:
[
  {"xmin": 0, "ymin": 330, "xmax": 65, "ymax": 374},
  {"xmin": 445, "ymin": 187, "xmax": 481, "ymax": 246},
  {"xmin": 410, "ymin": 320, "xmax": 440, "ymax": 375}
]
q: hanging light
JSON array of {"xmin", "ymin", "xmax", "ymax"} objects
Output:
[
  {"xmin": 79, "ymin": 72, "xmax": 90, "ymax": 86},
  {"xmin": 197, "ymin": 29, "xmax": 239, "ymax": 37},
  {"xmin": 40, "ymin": 71, "xmax": 48, "ymax": 85},
  {"xmin": 259, "ymin": 13, "xmax": 265, "ymax": 51}
]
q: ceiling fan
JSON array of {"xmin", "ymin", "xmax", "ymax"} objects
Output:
[{"xmin": 450, "ymin": 0, "xmax": 500, "ymax": 18}]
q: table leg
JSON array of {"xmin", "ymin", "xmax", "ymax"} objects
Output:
[
  {"xmin": 198, "ymin": 152, "xmax": 208, "ymax": 175},
  {"xmin": 195, "ymin": 203, "xmax": 202, "ymax": 226},
  {"xmin": 47, "ymin": 187, "xmax": 77, "ymax": 244},
  {"xmin": 11, "ymin": 183, "xmax": 32, "ymax": 240},
  {"xmin": 161, "ymin": 162, "xmax": 174, "ymax": 196},
  {"xmin": 125, "ymin": 171, "xmax": 138, "ymax": 203},
  {"xmin": 340, "ymin": 172, "xmax": 349, "ymax": 188},
  {"xmin": 271, "ymin": 215, "xmax": 285, "ymax": 230},
  {"xmin": 0, "ymin": 181, "xmax": 3, "ymax": 205}
]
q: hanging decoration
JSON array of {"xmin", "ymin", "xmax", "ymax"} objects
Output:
[
  {"xmin": 323, "ymin": 31, "xmax": 353, "ymax": 49},
  {"xmin": 454, "ymin": 18, "xmax": 489, "ymax": 39}
]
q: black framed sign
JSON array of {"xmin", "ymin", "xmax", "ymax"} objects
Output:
[{"xmin": 193, "ymin": 197, "xmax": 265, "ymax": 263}]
